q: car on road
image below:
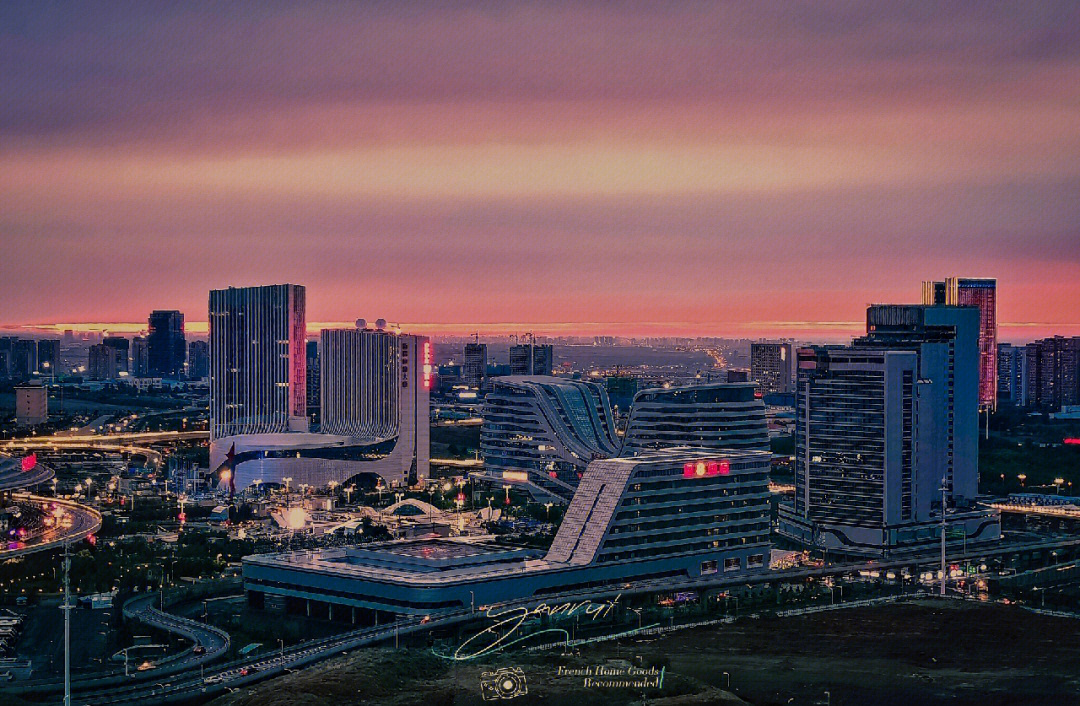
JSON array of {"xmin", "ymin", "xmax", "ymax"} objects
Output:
[
  {"xmin": 136, "ymin": 661, "xmax": 156, "ymax": 672},
  {"xmin": 192, "ymin": 645, "xmax": 206, "ymax": 655},
  {"xmin": 203, "ymin": 675, "xmax": 223, "ymax": 684}
]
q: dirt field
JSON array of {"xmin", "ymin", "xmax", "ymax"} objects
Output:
[{"xmin": 210, "ymin": 599, "xmax": 1080, "ymax": 706}]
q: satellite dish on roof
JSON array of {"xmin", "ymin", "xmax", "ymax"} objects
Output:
[
  {"xmin": 356, "ymin": 319, "xmax": 367, "ymax": 329},
  {"xmin": 375, "ymin": 319, "xmax": 387, "ymax": 330}
]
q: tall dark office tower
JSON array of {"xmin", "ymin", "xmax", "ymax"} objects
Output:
[
  {"xmin": 0, "ymin": 338, "xmax": 11, "ymax": 380},
  {"xmin": 750, "ymin": 341, "xmax": 794, "ymax": 395},
  {"xmin": 509, "ymin": 342, "xmax": 554, "ymax": 376},
  {"xmin": 209, "ymin": 284, "xmax": 307, "ymax": 441},
  {"xmin": 147, "ymin": 310, "xmax": 186, "ymax": 377},
  {"xmin": 102, "ymin": 336, "xmax": 130, "ymax": 373},
  {"xmin": 305, "ymin": 339, "xmax": 320, "ymax": 423},
  {"xmin": 88, "ymin": 343, "xmax": 122, "ymax": 380},
  {"xmin": 922, "ymin": 277, "xmax": 997, "ymax": 410},
  {"xmin": 187, "ymin": 340, "xmax": 210, "ymax": 379},
  {"xmin": 131, "ymin": 336, "xmax": 150, "ymax": 377},
  {"xmin": 36, "ymin": 339, "xmax": 59, "ymax": 376},
  {"xmin": 463, "ymin": 342, "xmax": 487, "ymax": 388},
  {"xmin": 11, "ymin": 339, "xmax": 36, "ymax": 380}
]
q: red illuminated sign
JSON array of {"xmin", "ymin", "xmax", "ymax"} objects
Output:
[
  {"xmin": 21, "ymin": 453, "xmax": 37, "ymax": 472},
  {"xmin": 683, "ymin": 460, "xmax": 730, "ymax": 478},
  {"xmin": 1065, "ymin": 438, "xmax": 1080, "ymax": 445}
]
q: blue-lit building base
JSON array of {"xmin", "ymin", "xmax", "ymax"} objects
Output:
[
  {"xmin": 243, "ymin": 539, "xmax": 770, "ymax": 617},
  {"xmin": 777, "ymin": 502, "xmax": 1001, "ymax": 558}
]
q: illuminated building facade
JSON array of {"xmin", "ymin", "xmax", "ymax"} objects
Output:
[
  {"xmin": 209, "ymin": 284, "xmax": 308, "ymax": 440},
  {"xmin": 923, "ymin": 277, "xmax": 997, "ymax": 410}
]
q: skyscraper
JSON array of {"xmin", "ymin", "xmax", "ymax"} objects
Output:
[
  {"xmin": 463, "ymin": 341, "xmax": 488, "ymax": 388},
  {"xmin": 922, "ymin": 277, "xmax": 997, "ymax": 410},
  {"xmin": 88, "ymin": 343, "xmax": 122, "ymax": 380},
  {"xmin": 11, "ymin": 339, "xmax": 36, "ymax": 380},
  {"xmin": 859, "ymin": 304, "xmax": 980, "ymax": 501},
  {"xmin": 131, "ymin": 336, "xmax": 150, "ymax": 377},
  {"xmin": 1022, "ymin": 336, "xmax": 1080, "ymax": 411},
  {"xmin": 209, "ymin": 285, "xmax": 307, "ymax": 440},
  {"xmin": 750, "ymin": 341, "xmax": 794, "ymax": 396},
  {"xmin": 187, "ymin": 339, "xmax": 209, "ymax": 379},
  {"xmin": 102, "ymin": 336, "xmax": 130, "ymax": 373},
  {"xmin": 147, "ymin": 310, "xmax": 187, "ymax": 377},
  {"xmin": 997, "ymin": 343, "xmax": 1028, "ymax": 406},
  {"xmin": 777, "ymin": 303, "xmax": 994, "ymax": 556},
  {"xmin": 509, "ymin": 342, "xmax": 553, "ymax": 376},
  {"xmin": 35, "ymin": 339, "xmax": 59, "ymax": 376}
]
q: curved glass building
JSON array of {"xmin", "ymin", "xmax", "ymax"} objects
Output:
[
  {"xmin": 480, "ymin": 376, "xmax": 620, "ymax": 502},
  {"xmin": 620, "ymin": 382, "xmax": 769, "ymax": 456}
]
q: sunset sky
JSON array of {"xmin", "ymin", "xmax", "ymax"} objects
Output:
[{"xmin": 2, "ymin": 2, "xmax": 1078, "ymax": 340}]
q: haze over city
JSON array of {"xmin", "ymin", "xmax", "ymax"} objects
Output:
[{"xmin": 3, "ymin": 2, "xmax": 1079, "ymax": 340}]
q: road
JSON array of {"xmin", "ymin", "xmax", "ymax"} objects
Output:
[{"xmin": 0, "ymin": 495, "xmax": 102, "ymax": 558}]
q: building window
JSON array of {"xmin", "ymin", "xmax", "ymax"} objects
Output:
[
  {"xmin": 724, "ymin": 557, "xmax": 742, "ymax": 572},
  {"xmin": 701, "ymin": 560, "xmax": 719, "ymax": 575},
  {"xmin": 747, "ymin": 554, "xmax": 764, "ymax": 568}
]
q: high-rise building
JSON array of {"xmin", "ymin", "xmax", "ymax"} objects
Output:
[
  {"xmin": 317, "ymin": 326, "xmax": 430, "ymax": 484},
  {"xmin": 187, "ymin": 339, "xmax": 209, "ymax": 379},
  {"xmin": 778, "ymin": 304, "xmax": 994, "ymax": 556},
  {"xmin": 620, "ymin": 382, "xmax": 768, "ymax": 456},
  {"xmin": 1022, "ymin": 336, "xmax": 1080, "ymax": 411},
  {"xmin": 481, "ymin": 376, "xmax": 619, "ymax": 502},
  {"xmin": 858, "ymin": 304, "xmax": 980, "ymax": 501},
  {"xmin": 88, "ymin": 343, "xmax": 123, "ymax": 380},
  {"xmin": 147, "ymin": 310, "xmax": 186, "ymax": 378},
  {"xmin": 15, "ymin": 383, "xmax": 48, "ymax": 426},
  {"xmin": 11, "ymin": 339, "xmax": 36, "ymax": 380},
  {"xmin": 36, "ymin": 339, "xmax": 59, "ymax": 376},
  {"xmin": 997, "ymin": 343, "xmax": 1028, "ymax": 406},
  {"xmin": 305, "ymin": 339, "xmax": 320, "ymax": 423},
  {"xmin": 209, "ymin": 285, "xmax": 307, "ymax": 440},
  {"xmin": 463, "ymin": 342, "xmax": 487, "ymax": 388},
  {"xmin": 209, "ymin": 293, "xmax": 431, "ymax": 490},
  {"xmin": 922, "ymin": 277, "xmax": 997, "ymax": 409},
  {"xmin": 102, "ymin": 336, "xmax": 130, "ymax": 374},
  {"xmin": 509, "ymin": 342, "xmax": 553, "ymax": 376},
  {"xmin": 131, "ymin": 336, "xmax": 150, "ymax": 377},
  {"xmin": 750, "ymin": 341, "xmax": 795, "ymax": 396}
]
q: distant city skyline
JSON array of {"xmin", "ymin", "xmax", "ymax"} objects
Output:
[{"xmin": 2, "ymin": 3, "xmax": 1078, "ymax": 339}]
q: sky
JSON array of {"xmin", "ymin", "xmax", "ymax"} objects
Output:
[{"xmin": 2, "ymin": 1, "xmax": 1078, "ymax": 341}]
